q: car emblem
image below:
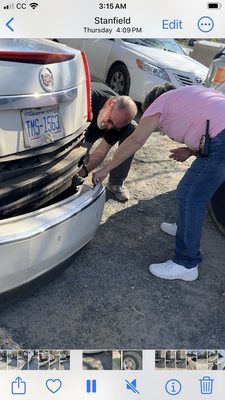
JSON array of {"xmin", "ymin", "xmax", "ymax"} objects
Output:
[
  {"xmin": 195, "ymin": 76, "xmax": 202, "ymax": 84},
  {"xmin": 39, "ymin": 67, "xmax": 54, "ymax": 91}
]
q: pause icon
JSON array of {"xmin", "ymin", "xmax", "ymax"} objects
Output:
[{"xmin": 86, "ymin": 379, "xmax": 97, "ymax": 393}]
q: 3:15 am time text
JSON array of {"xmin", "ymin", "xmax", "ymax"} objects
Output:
[{"xmin": 99, "ymin": 3, "xmax": 127, "ymax": 9}]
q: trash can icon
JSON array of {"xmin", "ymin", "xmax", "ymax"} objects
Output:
[{"xmin": 199, "ymin": 376, "xmax": 214, "ymax": 394}]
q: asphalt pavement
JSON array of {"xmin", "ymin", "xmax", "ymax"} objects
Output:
[{"xmin": 0, "ymin": 133, "xmax": 225, "ymax": 350}]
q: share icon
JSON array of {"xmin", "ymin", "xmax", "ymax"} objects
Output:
[{"xmin": 125, "ymin": 379, "xmax": 140, "ymax": 394}]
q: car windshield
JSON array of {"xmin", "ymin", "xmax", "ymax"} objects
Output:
[{"xmin": 122, "ymin": 39, "xmax": 185, "ymax": 55}]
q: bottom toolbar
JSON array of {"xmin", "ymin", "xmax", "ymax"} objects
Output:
[{"xmin": 0, "ymin": 349, "xmax": 224, "ymax": 399}]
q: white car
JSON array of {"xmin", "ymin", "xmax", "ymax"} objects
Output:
[
  {"xmin": 57, "ymin": 38, "xmax": 208, "ymax": 103},
  {"xmin": 0, "ymin": 39, "xmax": 105, "ymax": 295}
]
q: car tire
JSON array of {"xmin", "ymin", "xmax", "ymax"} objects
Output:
[
  {"xmin": 122, "ymin": 352, "xmax": 142, "ymax": 370},
  {"xmin": 106, "ymin": 64, "xmax": 130, "ymax": 95},
  {"xmin": 208, "ymin": 182, "xmax": 225, "ymax": 236},
  {"xmin": 188, "ymin": 39, "xmax": 196, "ymax": 46}
]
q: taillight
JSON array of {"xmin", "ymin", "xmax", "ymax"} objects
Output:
[
  {"xmin": 0, "ymin": 51, "xmax": 75, "ymax": 64},
  {"xmin": 81, "ymin": 51, "xmax": 93, "ymax": 122}
]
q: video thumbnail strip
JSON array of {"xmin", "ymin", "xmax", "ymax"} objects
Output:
[
  {"xmin": 0, "ymin": 350, "xmax": 70, "ymax": 370},
  {"xmin": 155, "ymin": 350, "xmax": 225, "ymax": 370},
  {"xmin": 82, "ymin": 350, "xmax": 143, "ymax": 370}
]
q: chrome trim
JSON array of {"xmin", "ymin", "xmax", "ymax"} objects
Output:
[
  {"xmin": 0, "ymin": 87, "xmax": 77, "ymax": 110},
  {"xmin": 0, "ymin": 184, "xmax": 105, "ymax": 245}
]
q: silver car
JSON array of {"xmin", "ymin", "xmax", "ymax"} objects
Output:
[{"xmin": 0, "ymin": 39, "xmax": 105, "ymax": 295}]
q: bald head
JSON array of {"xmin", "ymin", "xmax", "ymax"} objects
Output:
[
  {"xmin": 113, "ymin": 96, "xmax": 137, "ymax": 123},
  {"xmin": 97, "ymin": 95, "xmax": 137, "ymax": 130}
]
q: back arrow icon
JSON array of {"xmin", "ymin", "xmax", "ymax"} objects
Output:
[{"xmin": 6, "ymin": 17, "xmax": 14, "ymax": 31}]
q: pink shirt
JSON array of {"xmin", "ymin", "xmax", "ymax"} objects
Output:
[{"xmin": 142, "ymin": 86, "xmax": 225, "ymax": 150}]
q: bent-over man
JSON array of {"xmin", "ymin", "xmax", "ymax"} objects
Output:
[{"xmin": 78, "ymin": 82, "xmax": 137, "ymax": 201}]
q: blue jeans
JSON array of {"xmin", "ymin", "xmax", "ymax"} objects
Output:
[{"xmin": 173, "ymin": 129, "xmax": 225, "ymax": 269}]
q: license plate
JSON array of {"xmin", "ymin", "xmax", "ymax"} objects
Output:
[{"xmin": 22, "ymin": 106, "xmax": 64, "ymax": 148}]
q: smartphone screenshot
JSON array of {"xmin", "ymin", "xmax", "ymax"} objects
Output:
[{"xmin": 0, "ymin": 1, "xmax": 225, "ymax": 399}]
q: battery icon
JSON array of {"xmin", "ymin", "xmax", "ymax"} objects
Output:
[{"xmin": 208, "ymin": 2, "xmax": 222, "ymax": 8}]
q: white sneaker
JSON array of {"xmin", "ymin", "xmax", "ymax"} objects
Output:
[
  {"xmin": 160, "ymin": 222, "xmax": 177, "ymax": 236},
  {"xmin": 149, "ymin": 259, "xmax": 198, "ymax": 281}
]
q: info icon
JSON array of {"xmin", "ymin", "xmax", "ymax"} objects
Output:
[{"xmin": 165, "ymin": 379, "xmax": 182, "ymax": 396}]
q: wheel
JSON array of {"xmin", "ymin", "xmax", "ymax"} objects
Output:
[
  {"xmin": 106, "ymin": 64, "xmax": 130, "ymax": 95},
  {"xmin": 208, "ymin": 182, "xmax": 225, "ymax": 236},
  {"xmin": 122, "ymin": 351, "xmax": 142, "ymax": 370},
  {"xmin": 188, "ymin": 39, "xmax": 196, "ymax": 46}
]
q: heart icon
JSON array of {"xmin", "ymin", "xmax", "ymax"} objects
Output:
[{"xmin": 46, "ymin": 379, "xmax": 62, "ymax": 394}]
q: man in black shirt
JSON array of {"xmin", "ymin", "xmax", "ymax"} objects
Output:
[{"xmin": 78, "ymin": 82, "xmax": 137, "ymax": 201}]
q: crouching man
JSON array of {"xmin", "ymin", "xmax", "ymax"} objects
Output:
[{"xmin": 78, "ymin": 82, "xmax": 137, "ymax": 202}]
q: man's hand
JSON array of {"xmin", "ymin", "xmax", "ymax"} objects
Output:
[
  {"xmin": 92, "ymin": 167, "xmax": 109, "ymax": 186},
  {"xmin": 169, "ymin": 147, "xmax": 194, "ymax": 162},
  {"xmin": 79, "ymin": 139, "xmax": 112, "ymax": 180}
]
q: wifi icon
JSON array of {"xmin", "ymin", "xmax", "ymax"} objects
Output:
[{"xmin": 29, "ymin": 2, "xmax": 38, "ymax": 9}]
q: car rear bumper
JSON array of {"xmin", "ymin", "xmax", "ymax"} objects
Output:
[{"xmin": 0, "ymin": 183, "xmax": 105, "ymax": 294}]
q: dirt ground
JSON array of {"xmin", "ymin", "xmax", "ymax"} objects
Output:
[{"xmin": 1, "ymin": 132, "xmax": 225, "ymax": 350}]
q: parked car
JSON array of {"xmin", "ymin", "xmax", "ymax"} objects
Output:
[
  {"xmin": 0, "ymin": 39, "xmax": 105, "ymax": 296},
  {"xmin": 57, "ymin": 38, "xmax": 208, "ymax": 104}
]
